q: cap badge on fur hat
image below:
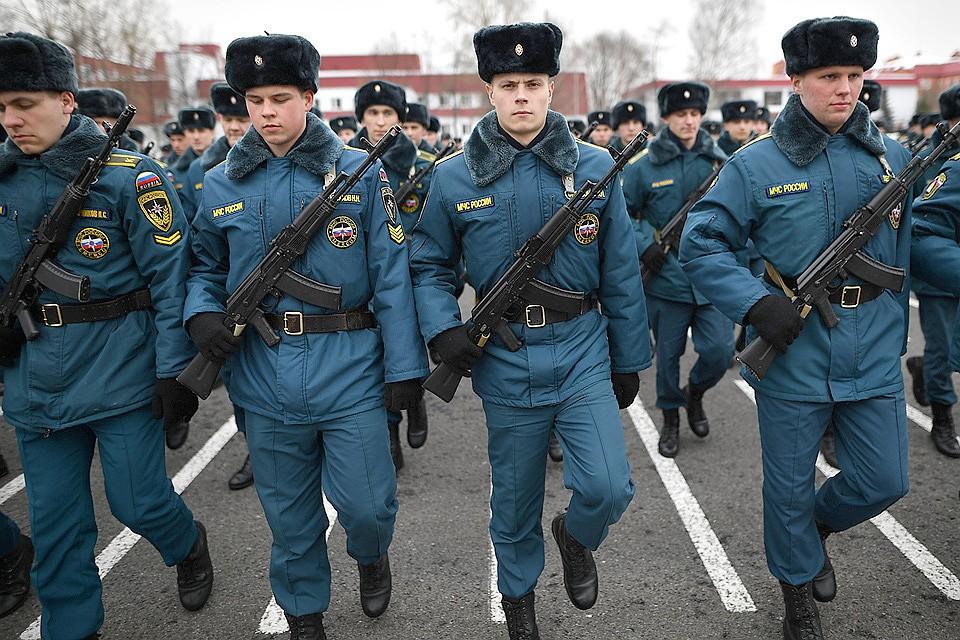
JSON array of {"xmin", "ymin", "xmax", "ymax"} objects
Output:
[
  {"xmin": 515, "ymin": 43, "xmax": 523, "ymax": 56},
  {"xmin": 627, "ymin": 104, "xmax": 633, "ymax": 112},
  {"xmin": 193, "ymin": 112, "xmax": 199, "ymax": 121},
  {"xmin": 862, "ymin": 91, "xmax": 870, "ymax": 100},
  {"xmin": 850, "ymin": 35, "xmax": 858, "ymax": 47},
  {"xmin": 683, "ymin": 90, "xmax": 691, "ymax": 99},
  {"xmin": 374, "ymin": 84, "xmax": 381, "ymax": 92},
  {"xmin": 254, "ymin": 55, "xmax": 263, "ymax": 67},
  {"xmin": 739, "ymin": 104, "xmax": 747, "ymax": 113},
  {"xmin": 230, "ymin": 95, "xmax": 237, "ymax": 104}
]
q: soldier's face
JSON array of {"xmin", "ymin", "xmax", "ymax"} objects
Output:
[
  {"xmin": 792, "ymin": 66, "xmax": 863, "ymax": 134},
  {"xmin": 754, "ymin": 120, "xmax": 770, "ymax": 134},
  {"xmin": 0, "ymin": 90, "xmax": 74, "ymax": 155},
  {"xmin": 590, "ymin": 124, "xmax": 613, "ymax": 146},
  {"xmin": 663, "ymin": 108, "xmax": 702, "ymax": 145},
  {"xmin": 169, "ymin": 133, "xmax": 188, "ymax": 156},
  {"xmin": 486, "ymin": 73, "xmax": 554, "ymax": 142},
  {"xmin": 362, "ymin": 106, "xmax": 400, "ymax": 145},
  {"xmin": 219, "ymin": 114, "xmax": 251, "ymax": 147},
  {"xmin": 245, "ymin": 86, "xmax": 313, "ymax": 155},
  {"xmin": 185, "ymin": 127, "xmax": 214, "ymax": 154},
  {"xmin": 402, "ymin": 121, "xmax": 427, "ymax": 145},
  {"xmin": 425, "ymin": 131, "xmax": 438, "ymax": 147},
  {"xmin": 724, "ymin": 118, "xmax": 753, "ymax": 142},
  {"xmin": 616, "ymin": 119, "xmax": 644, "ymax": 144},
  {"xmin": 337, "ymin": 128, "xmax": 356, "ymax": 143}
]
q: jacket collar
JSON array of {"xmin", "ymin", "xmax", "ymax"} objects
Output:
[
  {"xmin": 200, "ymin": 135, "xmax": 232, "ymax": 172},
  {"xmin": 0, "ymin": 114, "xmax": 108, "ymax": 181},
  {"xmin": 170, "ymin": 145, "xmax": 197, "ymax": 173},
  {"xmin": 771, "ymin": 93, "xmax": 887, "ymax": 167},
  {"xmin": 647, "ymin": 128, "xmax": 725, "ymax": 166},
  {"xmin": 225, "ymin": 112, "xmax": 343, "ymax": 180},
  {"xmin": 463, "ymin": 110, "xmax": 579, "ymax": 187}
]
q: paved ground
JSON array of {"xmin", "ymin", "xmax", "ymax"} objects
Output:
[{"xmin": 0, "ymin": 296, "xmax": 958, "ymax": 639}]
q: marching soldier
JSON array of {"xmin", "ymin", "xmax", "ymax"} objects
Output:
[
  {"xmin": 410, "ymin": 23, "xmax": 649, "ymax": 639},
  {"xmin": 169, "ymin": 105, "xmax": 215, "ymax": 213},
  {"xmin": 162, "ymin": 119, "xmax": 187, "ymax": 165},
  {"xmin": 858, "ymin": 79, "xmax": 881, "ymax": 114},
  {"xmin": 404, "ymin": 102, "xmax": 437, "ymax": 154},
  {"xmin": 586, "ymin": 109, "xmax": 613, "ymax": 147},
  {"xmin": 717, "ymin": 99, "xmax": 758, "ymax": 156},
  {"xmin": 567, "ymin": 118, "xmax": 586, "ymax": 138},
  {"xmin": 0, "ymin": 32, "xmax": 213, "ymax": 639},
  {"xmin": 330, "ymin": 114, "xmax": 358, "ymax": 144},
  {"xmin": 76, "ymin": 87, "xmax": 139, "ymax": 151},
  {"xmin": 621, "ymin": 81, "xmax": 732, "ymax": 458},
  {"xmin": 185, "ymin": 33, "xmax": 428, "ymax": 637},
  {"xmin": 754, "ymin": 106, "xmax": 772, "ymax": 135},
  {"xmin": 680, "ymin": 18, "xmax": 912, "ymax": 639},
  {"xmin": 609, "ymin": 99, "xmax": 646, "ymax": 154},
  {"xmin": 426, "ymin": 115, "xmax": 442, "ymax": 151}
]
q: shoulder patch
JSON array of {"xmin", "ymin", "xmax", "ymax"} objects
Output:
[
  {"xmin": 922, "ymin": 172, "xmax": 948, "ymax": 200},
  {"xmin": 436, "ymin": 149, "xmax": 464, "ymax": 165},
  {"xmin": 734, "ymin": 132, "xmax": 772, "ymax": 155},
  {"xmin": 137, "ymin": 190, "xmax": 173, "ymax": 231},
  {"xmin": 417, "ymin": 149, "xmax": 436, "ymax": 162},
  {"xmin": 627, "ymin": 148, "xmax": 649, "ymax": 165},
  {"xmin": 105, "ymin": 152, "xmax": 141, "ymax": 168},
  {"xmin": 153, "ymin": 230, "xmax": 183, "ymax": 246},
  {"xmin": 343, "ymin": 145, "xmax": 366, "ymax": 153},
  {"xmin": 950, "ymin": 151, "xmax": 960, "ymax": 162},
  {"xmin": 388, "ymin": 223, "xmax": 405, "ymax": 245},
  {"xmin": 136, "ymin": 171, "xmax": 163, "ymax": 192},
  {"xmin": 575, "ymin": 138, "xmax": 607, "ymax": 152}
]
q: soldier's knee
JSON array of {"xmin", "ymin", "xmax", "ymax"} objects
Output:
[
  {"xmin": 578, "ymin": 473, "xmax": 633, "ymax": 521},
  {"xmin": 865, "ymin": 468, "xmax": 910, "ymax": 510}
]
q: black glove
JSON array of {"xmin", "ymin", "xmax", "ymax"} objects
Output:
[
  {"xmin": 385, "ymin": 379, "xmax": 424, "ymax": 412},
  {"xmin": 0, "ymin": 324, "xmax": 26, "ymax": 367},
  {"xmin": 151, "ymin": 378, "xmax": 199, "ymax": 430},
  {"xmin": 745, "ymin": 295, "xmax": 805, "ymax": 354},
  {"xmin": 186, "ymin": 312, "xmax": 242, "ymax": 362},
  {"xmin": 640, "ymin": 243, "xmax": 668, "ymax": 275},
  {"xmin": 611, "ymin": 372, "xmax": 640, "ymax": 409},
  {"xmin": 429, "ymin": 325, "xmax": 483, "ymax": 376}
]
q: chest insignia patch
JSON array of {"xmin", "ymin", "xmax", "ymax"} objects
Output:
[
  {"xmin": 574, "ymin": 212, "xmax": 600, "ymax": 245},
  {"xmin": 381, "ymin": 186, "xmax": 399, "ymax": 224},
  {"xmin": 75, "ymin": 227, "xmax": 110, "ymax": 260},
  {"xmin": 135, "ymin": 171, "xmax": 163, "ymax": 192},
  {"xmin": 327, "ymin": 215, "xmax": 358, "ymax": 248},
  {"xmin": 212, "ymin": 200, "xmax": 244, "ymax": 218},
  {"xmin": 137, "ymin": 190, "xmax": 173, "ymax": 232},
  {"xmin": 765, "ymin": 181, "xmax": 810, "ymax": 198},
  {"xmin": 888, "ymin": 202, "xmax": 903, "ymax": 230},
  {"xmin": 455, "ymin": 195, "xmax": 494, "ymax": 213},
  {"xmin": 921, "ymin": 172, "xmax": 947, "ymax": 200},
  {"xmin": 651, "ymin": 179, "xmax": 674, "ymax": 189},
  {"xmin": 400, "ymin": 193, "xmax": 420, "ymax": 214}
]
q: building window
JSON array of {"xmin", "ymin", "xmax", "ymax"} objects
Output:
[
  {"xmin": 763, "ymin": 91, "xmax": 782, "ymax": 106},
  {"xmin": 331, "ymin": 97, "xmax": 342, "ymax": 110},
  {"xmin": 439, "ymin": 94, "xmax": 450, "ymax": 107}
]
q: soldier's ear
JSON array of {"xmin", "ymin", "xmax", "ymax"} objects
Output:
[
  {"xmin": 790, "ymin": 74, "xmax": 803, "ymax": 96},
  {"xmin": 485, "ymin": 83, "xmax": 494, "ymax": 106},
  {"xmin": 60, "ymin": 91, "xmax": 75, "ymax": 115}
]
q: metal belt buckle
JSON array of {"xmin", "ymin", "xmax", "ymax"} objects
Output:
[
  {"xmin": 40, "ymin": 303, "xmax": 63, "ymax": 327},
  {"xmin": 283, "ymin": 311, "xmax": 304, "ymax": 335},
  {"xmin": 840, "ymin": 285, "xmax": 862, "ymax": 308},
  {"xmin": 525, "ymin": 304, "xmax": 546, "ymax": 328}
]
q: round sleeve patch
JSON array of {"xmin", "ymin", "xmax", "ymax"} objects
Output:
[
  {"xmin": 75, "ymin": 227, "xmax": 110, "ymax": 259},
  {"xmin": 574, "ymin": 212, "xmax": 600, "ymax": 245}
]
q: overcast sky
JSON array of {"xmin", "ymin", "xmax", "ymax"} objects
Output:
[{"xmin": 170, "ymin": 0, "xmax": 959, "ymax": 79}]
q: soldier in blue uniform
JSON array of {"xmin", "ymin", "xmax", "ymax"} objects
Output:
[
  {"xmin": 586, "ymin": 109, "xmax": 612, "ymax": 147},
  {"xmin": 621, "ymin": 81, "xmax": 732, "ymax": 458},
  {"xmin": 754, "ymin": 105, "xmax": 772, "ymax": 134},
  {"xmin": 426, "ymin": 115, "xmax": 442, "ymax": 151},
  {"xmin": 608, "ymin": 99, "xmax": 645, "ymax": 154},
  {"xmin": 169, "ymin": 106, "xmax": 215, "ymax": 213},
  {"xmin": 349, "ymin": 80, "xmax": 431, "ymax": 471},
  {"xmin": 858, "ymin": 79, "xmax": 881, "ymax": 114},
  {"xmin": 409, "ymin": 22, "xmax": 649, "ymax": 639},
  {"xmin": 76, "ymin": 87, "xmax": 139, "ymax": 151},
  {"xmin": 0, "ymin": 32, "xmax": 213, "ymax": 640},
  {"xmin": 185, "ymin": 33, "xmax": 428, "ymax": 638},
  {"xmin": 330, "ymin": 115, "xmax": 358, "ymax": 144},
  {"xmin": 403, "ymin": 102, "xmax": 436, "ymax": 155},
  {"xmin": 717, "ymin": 99, "xmax": 758, "ymax": 156},
  {"xmin": 680, "ymin": 18, "xmax": 912, "ymax": 639},
  {"xmin": 162, "ymin": 119, "xmax": 187, "ymax": 165},
  {"xmin": 0, "ymin": 510, "xmax": 32, "ymax": 617}
]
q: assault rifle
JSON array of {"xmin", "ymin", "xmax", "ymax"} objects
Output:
[
  {"xmin": 394, "ymin": 141, "xmax": 456, "ymax": 205},
  {"xmin": 579, "ymin": 120, "xmax": 600, "ymax": 141},
  {"xmin": 177, "ymin": 125, "xmax": 403, "ymax": 399},
  {"xmin": 738, "ymin": 120, "xmax": 960, "ymax": 380},
  {"xmin": 0, "ymin": 105, "xmax": 136, "ymax": 340},
  {"xmin": 423, "ymin": 128, "xmax": 651, "ymax": 402}
]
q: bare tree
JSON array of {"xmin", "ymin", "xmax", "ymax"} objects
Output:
[
  {"xmin": 688, "ymin": 0, "xmax": 759, "ymax": 80},
  {"xmin": 446, "ymin": 0, "xmax": 534, "ymax": 73},
  {"xmin": 569, "ymin": 31, "xmax": 651, "ymax": 110}
]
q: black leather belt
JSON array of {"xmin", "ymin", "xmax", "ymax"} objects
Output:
[
  {"xmin": 32, "ymin": 289, "xmax": 152, "ymax": 327},
  {"xmin": 763, "ymin": 274, "xmax": 882, "ymax": 309},
  {"xmin": 504, "ymin": 297, "xmax": 597, "ymax": 328},
  {"xmin": 264, "ymin": 309, "xmax": 377, "ymax": 335}
]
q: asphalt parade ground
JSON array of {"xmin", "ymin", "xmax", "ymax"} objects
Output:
[{"xmin": 0, "ymin": 294, "xmax": 958, "ymax": 639}]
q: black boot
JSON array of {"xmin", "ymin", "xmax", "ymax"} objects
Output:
[
  {"xmin": 812, "ymin": 522, "xmax": 836, "ymax": 603},
  {"xmin": 388, "ymin": 422, "xmax": 404, "ymax": 472},
  {"xmin": 228, "ymin": 454, "xmax": 254, "ymax": 490},
  {"xmin": 501, "ymin": 592, "xmax": 540, "ymax": 640},
  {"xmin": 358, "ymin": 552, "xmax": 391, "ymax": 618},
  {"xmin": 0, "ymin": 534, "xmax": 32, "ymax": 617},
  {"xmin": 551, "ymin": 513, "xmax": 598, "ymax": 610},
  {"xmin": 780, "ymin": 581, "xmax": 824, "ymax": 639},
  {"xmin": 285, "ymin": 612, "xmax": 326, "ymax": 640},
  {"xmin": 906, "ymin": 356, "xmax": 929, "ymax": 406},
  {"xmin": 176, "ymin": 521, "xmax": 213, "ymax": 611},
  {"xmin": 406, "ymin": 397, "xmax": 429, "ymax": 449},
  {"xmin": 819, "ymin": 423, "xmax": 839, "ymax": 469},
  {"xmin": 547, "ymin": 431, "xmax": 563, "ymax": 462},
  {"xmin": 658, "ymin": 409, "xmax": 679, "ymax": 458},
  {"xmin": 166, "ymin": 418, "xmax": 190, "ymax": 450},
  {"xmin": 684, "ymin": 385, "xmax": 710, "ymax": 438},
  {"xmin": 931, "ymin": 403, "xmax": 960, "ymax": 458},
  {"xmin": 0, "ymin": 452, "xmax": 8, "ymax": 479}
]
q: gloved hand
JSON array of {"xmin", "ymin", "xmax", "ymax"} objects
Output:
[
  {"xmin": 151, "ymin": 378, "xmax": 199, "ymax": 430},
  {"xmin": 0, "ymin": 324, "xmax": 26, "ymax": 367},
  {"xmin": 611, "ymin": 372, "xmax": 640, "ymax": 409},
  {"xmin": 429, "ymin": 325, "xmax": 483, "ymax": 376},
  {"xmin": 745, "ymin": 295, "xmax": 805, "ymax": 354},
  {"xmin": 640, "ymin": 243, "xmax": 668, "ymax": 275},
  {"xmin": 385, "ymin": 379, "xmax": 424, "ymax": 412},
  {"xmin": 186, "ymin": 312, "xmax": 242, "ymax": 362}
]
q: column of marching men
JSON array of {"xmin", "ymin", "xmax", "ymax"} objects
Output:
[{"xmin": 0, "ymin": 14, "xmax": 958, "ymax": 640}]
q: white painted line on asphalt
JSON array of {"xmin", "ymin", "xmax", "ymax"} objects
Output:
[
  {"xmin": 909, "ymin": 295, "xmax": 919, "ymax": 309},
  {"xmin": 20, "ymin": 416, "xmax": 239, "ymax": 640},
  {"xmin": 258, "ymin": 493, "xmax": 339, "ymax": 634},
  {"xmin": 0, "ymin": 473, "xmax": 24, "ymax": 505},
  {"xmin": 625, "ymin": 399, "xmax": 757, "ymax": 613},
  {"xmin": 489, "ymin": 470, "xmax": 505, "ymax": 624},
  {"xmin": 734, "ymin": 380, "xmax": 960, "ymax": 601}
]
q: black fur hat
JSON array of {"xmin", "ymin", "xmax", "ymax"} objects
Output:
[
  {"xmin": 163, "ymin": 120, "xmax": 184, "ymax": 137},
  {"xmin": 919, "ymin": 112, "xmax": 942, "ymax": 128},
  {"xmin": 473, "ymin": 22, "xmax": 562, "ymax": 83},
  {"xmin": 587, "ymin": 110, "xmax": 612, "ymax": 127},
  {"xmin": 428, "ymin": 116, "xmax": 441, "ymax": 133},
  {"xmin": 210, "ymin": 81, "xmax": 248, "ymax": 117},
  {"xmin": 567, "ymin": 119, "xmax": 586, "ymax": 136},
  {"xmin": 657, "ymin": 82, "xmax": 709, "ymax": 117},
  {"xmin": 939, "ymin": 84, "xmax": 960, "ymax": 120},
  {"xmin": 0, "ymin": 32, "xmax": 79, "ymax": 95},
  {"xmin": 354, "ymin": 80, "xmax": 407, "ymax": 122},
  {"xmin": 611, "ymin": 101, "xmax": 646, "ymax": 129},
  {"xmin": 702, "ymin": 120, "xmax": 722, "ymax": 136},
  {"xmin": 225, "ymin": 34, "xmax": 320, "ymax": 94},
  {"xmin": 127, "ymin": 128, "xmax": 145, "ymax": 144},
  {"xmin": 406, "ymin": 102, "xmax": 430, "ymax": 127},
  {"xmin": 781, "ymin": 17, "xmax": 879, "ymax": 76},
  {"xmin": 755, "ymin": 106, "xmax": 772, "ymax": 124},
  {"xmin": 858, "ymin": 80, "xmax": 882, "ymax": 113},
  {"xmin": 178, "ymin": 107, "xmax": 216, "ymax": 130},
  {"xmin": 721, "ymin": 100, "xmax": 758, "ymax": 122},
  {"xmin": 909, "ymin": 113, "xmax": 921, "ymax": 127},
  {"xmin": 76, "ymin": 87, "xmax": 127, "ymax": 119},
  {"xmin": 329, "ymin": 115, "xmax": 358, "ymax": 134}
]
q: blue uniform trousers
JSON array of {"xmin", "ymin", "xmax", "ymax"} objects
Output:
[
  {"xmin": 918, "ymin": 295, "xmax": 959, "ymax": 406},
  {"xmin": 15, "ymin": 406, "xmax": 197, "ymax": 640},
  {"xmin": 482, "ymin": 380, "xmax": 635, "ymax": 599},
  {"xmin": 0, "ymin": 510, "xmax": 20, "ymax": 555},
  {"xmin": 646, "ymin": 294, "xmax": 734, "ymax": 409},
  {"xmin": 755, "ymin": 391, "xmax": 909, "ymax": 585},
  {"xmin": 245, "ymin": 407, "xmax": 398, "ymax": 616}
]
